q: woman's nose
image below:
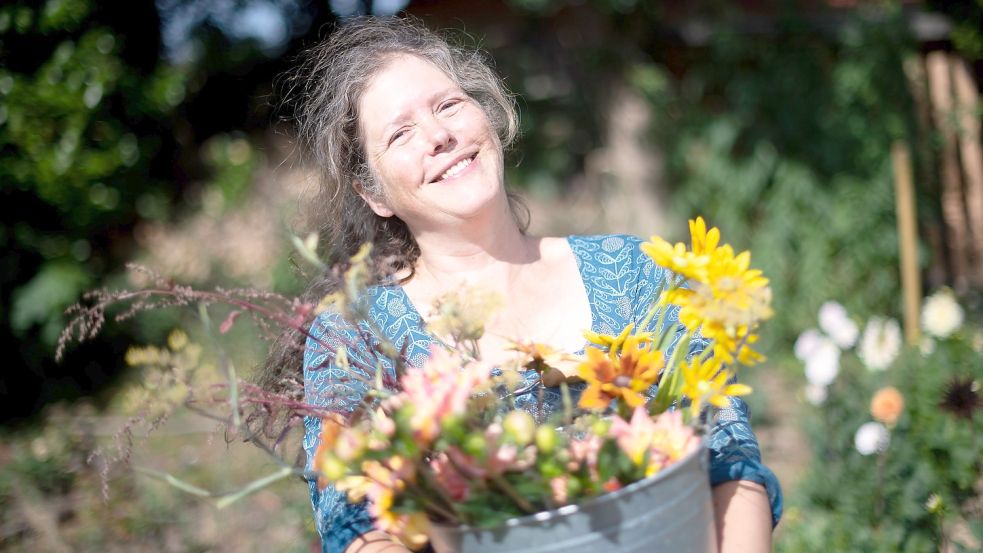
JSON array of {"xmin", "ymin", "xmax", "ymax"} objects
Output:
[{"xmin": 421, "ymin": 118, "xmax": 455, "ymax": 154}]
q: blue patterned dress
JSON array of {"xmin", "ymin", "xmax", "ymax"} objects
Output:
[{"xmin": 303, "ymin": 234, "xmax": 783, "ymax": 552}]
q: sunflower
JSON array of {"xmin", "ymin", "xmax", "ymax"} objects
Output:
[{"xmin": 578, "ymin": 335, "xmax": 664, "ymax": 412}]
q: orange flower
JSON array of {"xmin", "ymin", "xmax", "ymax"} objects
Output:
[
  {"xmin": 313, "ymin": 414, "xmax": 347, "ymax": 488},
  {"xmin": 506, "ymin": 339, "xmax": 577, "ymax": 373},
  {"xmin": 870, "ymin": 386, "xmax": 905, "ymax": 425},
  {"xmin": 577, "ymin": 335, "xmax": 663, "ymax": 411}
]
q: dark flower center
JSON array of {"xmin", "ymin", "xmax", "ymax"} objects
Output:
[{"xmin": 613, "ymin": 375, "xmax": 632, "ymax": 388}]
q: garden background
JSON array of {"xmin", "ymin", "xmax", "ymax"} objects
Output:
[{"xmin": 1, "ymin": 0, "xmax": 981, "ymax": 551}]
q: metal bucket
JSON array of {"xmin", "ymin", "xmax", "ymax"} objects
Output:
[{"xmin": 427, "ymin": 444, "xmax": 718, "ymax": 553}]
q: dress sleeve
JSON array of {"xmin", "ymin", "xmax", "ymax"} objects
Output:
[
  {"xmin": 303, "ymin": 310, "xmax": 384, "ymax": 553},
  {"xmin": 629, "ymin": 239, "xmax": 783, "ymax": 528}
]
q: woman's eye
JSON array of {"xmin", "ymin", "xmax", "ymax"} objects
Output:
[
  {"xmin": 389, "ymin": 128, "xmax": 410, "ymax": 144},
  {"xmin": 439, "ymin": 99, "xmax": 462, "ymax": 113}
]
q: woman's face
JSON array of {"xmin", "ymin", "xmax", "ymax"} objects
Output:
[{"xmin": 357, "ymin": 54, "xmax": 505, "ymax": 233}]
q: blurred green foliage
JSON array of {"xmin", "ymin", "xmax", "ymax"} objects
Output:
[
  {"xmin": 0, "ymin": 0, "xmax": 194, "ymax": 419},
  {"xmin": 779, "ymin": 315, "xmax": 982, "ymax": 552},
  {"xmin": 641, "ymin": 7, "xmax": 920, "ymax": 353},
  {"xmin": 0, "ymin": 0, "xmax": 325, "ymax": 421},
  {"xmin": 928, "ymin": 0, "xmax": 983, "ymax": 61}
]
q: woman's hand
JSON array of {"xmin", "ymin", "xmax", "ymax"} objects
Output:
[
  {"xmin": 712, "ymin": 480, "xmax": 773, "ymax": 553},
  {"xmin": 344, "ymin": 531, "xmax": 413, "ymax": 553}
]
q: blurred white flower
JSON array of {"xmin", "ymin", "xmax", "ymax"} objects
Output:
[
  {"xmin": 859, "ymin": 317, "xmax": 901, "ymax": 371},
  {"xmin": 919, "ymin": 337, "xmax": 936, "ymax": 357},
  {"xmin": 803, "ymin": 383, "xmax": 828, "ymax": 406},
  {"xmin": 854, "ymin": 421, "xmax": 890, "ymax": 455},
  {"xmin": 794, "ymin": 328, "xmax": 824, "ymax": 361},
  {"xmin": 818, "ymin": 301, "xmax": 859, "ymax": 348},
  {"xmin": 804, "ymin": 336, "xmax": 840, "ymax": 387},
  {"xmin": 921, "ymin": 289, "xmax": 964, "ymax": 339}
]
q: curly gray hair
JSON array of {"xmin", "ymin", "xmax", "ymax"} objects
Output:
[{"xmin": 286, "ymin": 16, "xmax": 526, "ymax": 272}]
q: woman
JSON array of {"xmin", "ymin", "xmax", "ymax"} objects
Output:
[{"xmin": 291, "ymin": 16, "xmax": 781, "ymax": 553}]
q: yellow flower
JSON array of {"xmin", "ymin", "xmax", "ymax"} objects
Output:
[
  {"xmin": 578, "ymin": 336, "xmax": 664, "ymax": 411},
  {"xmin": 689, "ymin": 216, "xmax": 721, "ymax": 257},
  {"xmin": 583, "ymin": 323, "xmax": 653, "ymax": 354},
  {"xmin": 167, "ymin": 329, "xmax": 188, "ymax": 351},
  {"xmin": 662, "ymin": 241, "xmax": 772, "ymax": 365},
  {"xmin": 679, "ymin": 357, "xmax": 751, "ymax": 417},
  {"xmin": 506, "ymin": 340, "xmax": 575, "ymax": 372},
  {"xmin": 641, "ymin": 217, "xmax": 725, "ymax": 281},
  {"xmin": 640, "ymin": 238, "xmax": 709, "ymax": 281}
]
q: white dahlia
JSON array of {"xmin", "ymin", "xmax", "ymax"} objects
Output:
[
  {"xmin": 921, "ymin": 288, "xmax": 964, "ymax": 339},
  {"xmin": 858, "ymin": 317, "xmax": 902, "ymax": 372}
]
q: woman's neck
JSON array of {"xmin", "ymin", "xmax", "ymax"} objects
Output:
[{"xmin": 407, "ymin": 208, "xmax": 540, "ymax": 293}]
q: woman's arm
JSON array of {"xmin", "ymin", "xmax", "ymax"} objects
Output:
[
  {"xmin": 305, "ymin": 311, "xmax": 394, "ymax": 553},
  {"xmin": 713, "ymin": 480, "xmax": 773, "ymax": 553},
  {"xmin": 343, "ymin": 531, "xmax": 412, "ymax": 553}
]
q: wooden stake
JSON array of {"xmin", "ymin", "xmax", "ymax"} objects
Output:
[
  {"xmin": 951, "ymin": 54, "xmax": 983, "ymax": 285},
  {"xmin": 892, "ymin": 141, "xmax": 921, "ymax": 346},
  {"xmin": 926, "ymin": 50, "xmax": 969, "ymax": 291}
]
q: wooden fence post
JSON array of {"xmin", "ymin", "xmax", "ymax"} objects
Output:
[{"xmin": 892, "ymin": 141, "xmax": 922, "ymax": 346}]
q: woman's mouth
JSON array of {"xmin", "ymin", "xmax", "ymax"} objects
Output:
[{"xmin": 433, "ymin": 154, "xmax": 477, "ymax": 183}]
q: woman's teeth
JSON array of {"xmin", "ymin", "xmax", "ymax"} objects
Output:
[{"xmin": 438, "ymin": 156, "xmax": 473, "ymax": 181}]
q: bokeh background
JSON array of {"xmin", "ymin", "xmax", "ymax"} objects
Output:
[{"xmin": 2, "ymin": 0, "xmax": 981, "ymax": 551}]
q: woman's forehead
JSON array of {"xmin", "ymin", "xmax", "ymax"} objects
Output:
[{"xmin": 359, "ymin": 55, "xmax": 462, "ymax": 129}]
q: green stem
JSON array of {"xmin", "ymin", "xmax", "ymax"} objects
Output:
[
  {"xmin": 490, "ymin": 473, "xmax": 536, "ymax": 514},
  {"xmin": 414, "ymin": 458, "xmax": 464, "ymax": 523},
  {"xmin": 215, "ymin": 466, "xmax": 294, "ymax": 509},
  {"xmin": 198, "ymin": 303, "xmax": 240, "ymax": 428}
]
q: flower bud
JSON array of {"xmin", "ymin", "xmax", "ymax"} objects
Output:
[
  {"xmin": 591, "ymin": 418, "xmax": 611, "ymax": 436},
  {"xmin": 317, "ymin": 454, "xmax": 348, "ymax": 482},
  {"xmin": 503, "ymin": 411, "xmax": 535, "ymax": 446},
  {"xmin": 463, "ymin": 433, "xmax": 487, "ymax": 458},
  {"xmin": 535, "ymin": 425, "xmax": 558, "ymax": 454}
]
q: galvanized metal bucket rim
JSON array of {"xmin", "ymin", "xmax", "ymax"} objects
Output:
[{"xmin": 431, "ymin": 438, "xmax": 708, "ymax": 533}]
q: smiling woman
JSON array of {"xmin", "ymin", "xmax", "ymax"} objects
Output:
[
  {"xmin": 355, "ymin": 55, "xmax": 506, "ymax": 231},
  {"xmin": 273, "ymin": 16, "xmax": 781, "ymax": 553}
]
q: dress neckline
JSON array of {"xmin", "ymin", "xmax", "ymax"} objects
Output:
[{"xmin": 377, "ymin": 235, "xmax": 598, "ymax": 359}]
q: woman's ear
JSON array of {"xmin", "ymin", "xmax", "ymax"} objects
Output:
[{"xmin": 353, "ymin": 180, "xmax": 394, "ymax": 218}]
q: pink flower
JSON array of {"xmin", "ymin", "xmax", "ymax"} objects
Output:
[
  {"xmin": 568, "ymin": 434, "xmax": 603, "ymax": 476},
  {"xmin": 608, "ymin": 408, "xmax": 698, "ymax": 477},
  {"xmin": 608, "ymin": 406, "xmax": 659, "ymax": 466},
  {"xmin": 649, "ymin": 411, "xmax": 699, "ymax": 464},
  {"xmin": 550, "ymin": 476, "xmax": 569, "ymax": 504},
  {"xmin": 429, "ymin": 452, "xmax": 471, "ymax": 501},
  {"xmin": 394, "ymin": 347, "xmax": 490, "ymax": 444}
]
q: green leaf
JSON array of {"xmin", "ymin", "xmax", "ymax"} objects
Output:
[{"xmin": 11, "ymin": 261, "xmax": 90, "ymax": 341}]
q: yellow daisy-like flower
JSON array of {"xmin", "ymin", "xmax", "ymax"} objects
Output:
[
  {"xmin": 577, "ymin": 335, "xmax": 664, "ymax": 411},
  {"xmin": 641, "ymin": 217, "xmax": 725, "ymax": 281},
  {"xmin": 583, "ymin": 323, "xmax": 653, "ymax": 354},
  {"xmin": 679, "ymin": 357, "xmax": 752, "ymax": 417},
  {"xmin": 640, "ymin": 238, "xmax": 709, "ymax": 282},
  {"xmin": 661, "ymin": 239, "xmax": 772, "ymax": 365},
  {"xmin": 689, "ymin": 216, "xmax": 721, "ymax": 256},
  {"xmin": 506, "ymin": 339, "xmax": 575, "ymax": 373}
]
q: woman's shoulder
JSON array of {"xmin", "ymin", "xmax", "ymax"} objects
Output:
[{"xmin": 560, "ymin": 234, "xmax": 650, "ymax": 266}]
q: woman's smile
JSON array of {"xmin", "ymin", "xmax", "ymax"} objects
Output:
[
  {"xmin": 357, "ymin": 54, "xmax": 506, "ymax": 228},
  {"xmin": 432, "ymin": 153, "xmax": 478, "ymax": 183}
]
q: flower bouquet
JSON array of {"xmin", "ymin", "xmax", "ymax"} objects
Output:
[{"xmin": 312, "ymin": 218, "xmax": 773, "ymax": 552}]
